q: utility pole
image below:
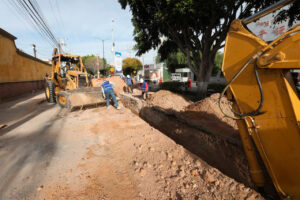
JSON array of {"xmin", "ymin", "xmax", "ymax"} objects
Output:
[
  {"xmin": 58, "ymin": 38, "xmax": 62, "ymax": 53},
  {"xmin": 32, "ymin": 44, "xmax": 36, "ymax": 57},
  {"xmin": 96, "ymin": 54, "xmax": 100, "ymax": 78},
  {"xmin": 102, "ymin": 40, "xmax": 105, "ymax": 59},
  {"xmin": 111, "ymin": 18, "xmax": 115, "ymax": 54},
  {"xmin": 111, "ymin": 18, "xmax": 115, "ymax": 71},
  {"xmin": 102, "ymin": 40, "xmax": 105, "ymax": 70}
]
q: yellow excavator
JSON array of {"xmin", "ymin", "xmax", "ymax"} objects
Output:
[
  {"xmin": 220, "ymin": 0, "xmax": 300, "ymax": 199},
  {"xmin": 45, "ymin": 48, "xmax": 103, "ymax": 110}
]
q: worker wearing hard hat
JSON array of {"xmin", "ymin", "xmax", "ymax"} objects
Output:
[
  {"xmin": 125, "ymin": 75, "xmax": 133, "ymax": 94},
  {"xmin": 139, "ymin": 78, "xmax": 149, "ymax": 100},
  {"xmin": 101, "ymin": 80, "xmax": 121, "ymax": 109}
]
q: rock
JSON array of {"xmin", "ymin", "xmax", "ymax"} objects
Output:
[
  {"xmin": 191, "ymin": 169, "xmax": 198, "ymax": 176},
  {"xmin": 133, "ymin": 161, "xmax": 139, "ymax": 166},
  {"xmin": 143, "ymin": 162, "xmax": 148, "ymax": 167},
  {"xmin": 229, "ymin": 183, "xmax": 236, "ymax": 191},
  {"xmin": 179, "ymin": 165, "xmax": 184, "ymax": 171},
  {"xmin": 246, "ymin": 194, "xmax": 260, "ymax": 200},
  {"xmin": 171, "ymin": 161, "xmax": 176, "ymax": 166},
  {"xmin": 138, "ymin": 145, "xmax": 143, "ymax": 151},
  {"xmin": 139, "ymin": 168, "xmax": 146, "ymax": 177},
  {"xmin": 184, "ymin": 183, "xmax": 190, "ymax": 189},
  {"xmin": 184, "ymin": 160, "xmax": 191, "ymax": 165},
  {"xmin": 149, "ymin": 147, "xmax": 155, "ymax": 152},
  {"xmin": 179, "ymin": 170, "xmax": 185, "ymax": 177},
  {"xmin": 37, "ymin": 185, "xmax": 44, "ymax": 191},
  {"xmin": 195, "ymin": 160, "xmax": 202, "ymax": 168},
  {"xmin": 181, "ymin": 188, "xmax": 186, "ymax": 193},
  {"xmin": 192, "ymin": 184, "xmax": 198, "ymax": 188},
  {"xmin": 204, "ymin": 172, "xmax": 216, "ymax": 183}
]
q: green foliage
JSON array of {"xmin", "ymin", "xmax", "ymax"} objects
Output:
[
  {"xmin": 122, "ymin": 57, "xmax": 143, "ymax": 75},
  {"xmin": 118, "ymin": 0, "xmax": 290, "ymax": 86},
  {"xmin": 212, "ymin": 51, "xmax": 224, "ymax": 76},
  {"xmin": 159, "ymin": 50, "xmax": 188, "ymax": 73},
  {"xmin": 160, "ymin": 81, "xmax": 185, "ymax": 93},
  {"xmin": 275, "ymin": 1, "xmax": 300, "ymax": 27},
  {"xmin": 81, "ymin": 55, "xmax": 107, "ymax": 75},
  {"xmin": 163, "ymin": 64, "xmax": 171, "ymax": 81}
]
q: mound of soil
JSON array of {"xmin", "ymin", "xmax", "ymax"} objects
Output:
[
  {"xmin": 181, "ymin": 93, "xmax": 238, "ymax": 137},
  {"xmin": 91, "ymin": 76, "xmax": 127, "ymax": 96},
  {"xmin": 148, "ymin": 90, "xmax": 190, "ymax": 112}
]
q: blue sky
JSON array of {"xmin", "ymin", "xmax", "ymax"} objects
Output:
[{"xmin": 0, "ymin": 0, "xmax": 156, "ymax": 64}]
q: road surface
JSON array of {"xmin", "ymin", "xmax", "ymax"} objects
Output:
[{"xmin": 0, "ymin": 92, "xmax": 263, "ymax": 200}]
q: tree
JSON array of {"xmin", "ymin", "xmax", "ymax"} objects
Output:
[
  {"xmin": 82, "ymin": 55, "xmax": 107, "ymax": 75},
  {"xmin": 118, "ymin": 0, "xmax": 298, "ymax": 97},
  {"xmin": 122, "ymin": 57, "xmax": 143, "ymax": 75},
  {"xmin": 212, "ymin": 51, "xmax": 224, "ymax": 76},
  {"xmin": 161, "ymin": 50, "xmax": 188, "ymax": 73}
]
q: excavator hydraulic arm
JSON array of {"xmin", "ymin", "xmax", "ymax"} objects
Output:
[{"xmin": 222, "ymin": 5, "xmax": 300, "ymax": 200}]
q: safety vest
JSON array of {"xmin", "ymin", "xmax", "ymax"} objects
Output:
[
  {"xmin": 126, "ymin": 77, "xmax": 132, "ymax": 85},
  {"xmin": 102, "ymin": 81, "xmax": 113, "ymax": 92},
  {"xmin": 141, "ymin": 82, "xmax": 148, "ymax": 92}
]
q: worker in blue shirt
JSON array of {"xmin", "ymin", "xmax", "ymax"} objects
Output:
[
  {"xmin": 101, "ymin": 80, "xmax": 121, "ymax": 109},
  {"xmin": 139, "ymin": 78, "xmax": 149, "ymax": 100},
  {"xmin": 125, "ymin": 75, "xmax": 133, "ymax": 93}
]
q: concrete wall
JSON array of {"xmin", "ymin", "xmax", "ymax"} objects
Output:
[{"xmin": 0, "ymin": 28, "xmax": 51, "ymax": 100}]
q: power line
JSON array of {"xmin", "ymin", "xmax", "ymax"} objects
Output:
[
  {"xmin": 6, "ymin": 0, "xmax": 55, "ymax": 48},
  {"xmin": 8, "ymin": 0, "xmax": 59, "ymax": 48}
]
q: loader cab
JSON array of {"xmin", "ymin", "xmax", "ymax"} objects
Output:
[{"xmin": 50, "ymin": 54, "xmax": 89, "ymax": 90}]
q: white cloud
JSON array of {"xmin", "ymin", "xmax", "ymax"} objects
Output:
[{"xmin": 0, "ymin": 0, "xmax": 156, "ymax": 64}]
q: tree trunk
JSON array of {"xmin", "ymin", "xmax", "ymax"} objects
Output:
[{"xmin": 195, "ymin": 50, "xmax": 216, "ymax": 99}]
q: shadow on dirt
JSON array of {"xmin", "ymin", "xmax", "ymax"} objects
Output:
[
  {"xmin": 0, "ymin": 104, "xmax": 64, "ymax": 199},
  {"xmin": 139, "ymin": 106, "xmax": 254, "ymax": 188}
]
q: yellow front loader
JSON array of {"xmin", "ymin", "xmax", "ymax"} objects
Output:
[
  {"xmin": 221, "ymin": 0, "xmax": 300, "ymax": 199},
  {"xmin": 45, "ymin": 49, "xmax": 103, "ymax": 110}
]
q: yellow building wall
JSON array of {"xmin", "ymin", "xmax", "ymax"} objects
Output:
[{"xmin": 0, "ymin": 34, "xmax": 51, "ymax": 83}]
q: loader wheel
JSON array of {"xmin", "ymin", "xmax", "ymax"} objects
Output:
[
  {"xmin": 56, "ymin": 92, "xmax": 70, "ymax": 109},
  {"xmin": 45, "ymin": 81, "xmax": 56, "ymax": 103}
]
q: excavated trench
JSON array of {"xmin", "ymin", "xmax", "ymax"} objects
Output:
[
  {"xmin": 120, "ymin": 90, "xmax": 279, "ymax": 199},
  {"xmin": 120, "ymin": 92, "xmax": 254, "ymax": 188}
]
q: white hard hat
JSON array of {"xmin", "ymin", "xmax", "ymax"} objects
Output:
[
  {"xmin": 139, "ymin": 78, "xmax": 144, "ymax": 83},
  {"xmin": 127, "ymin": 75, "xmax": 130, "ymax": 78}
]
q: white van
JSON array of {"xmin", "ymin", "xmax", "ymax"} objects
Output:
[{"xmin": 171, "ymin": 68, "xmax": 194, "ymax": 82}]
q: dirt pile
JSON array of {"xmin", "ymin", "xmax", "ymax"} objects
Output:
[
  {"xmin": 91, "ymin": 76, "xmax": 127, "ymax": 95},
  {"xmin": 181, "ymin": 93, "xmax": 238, "ymax": 137},
  {"xmin": 148, "ymin": 90, "xmax": 190, "ymax": 112}
]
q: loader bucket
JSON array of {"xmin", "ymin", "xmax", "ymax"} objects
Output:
[{"xmin": 56, "ymin": 87, "xmax": 106, "ymax": 110}]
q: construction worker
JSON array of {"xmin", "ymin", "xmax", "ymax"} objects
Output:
[
  {"xmin": 139, "ymin": 78, "xmax": 149, "ymax": 100},
  {"xmin": 101, "ymin": 80, "xmax": 121, "ymax": 109},
  {"xmin": 125, "ymin": 75, "xmax": 133, "ymax": 93}
]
